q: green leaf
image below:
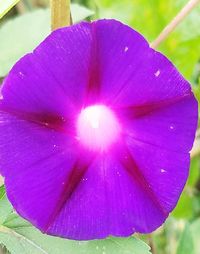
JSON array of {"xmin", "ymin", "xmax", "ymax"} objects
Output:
[
  {"xmin": 176, "ymin": 224, "xmax": 194, "ymax": 254},
  {"xmin": 0, "ymin": 185, "xmax": 5, "ymax": 198},
  {"xmin": 193, "ymin": 81, "xmax": 200, "ymax": 105},
  {"xmin": 0, "ymin": 186, "xmax": 12, "ymax": 225},
  {"xmin": 0, "ymin": 9, "xmax": 50, "ymax": 77},
  {"xmin": 0, "ymin": 4, "xmax": 94, "ymax": 77},
  {"xmin": 172, "ymin": 191, "xmax": 193, "ymax": 219},
  {"xmin": 0, "ymin": 221, "xmax": 152, "ymax": 254},
  {"xmin": 71, "ymin": 3, "xmax": 94, "ymax": 23},
  {"xmin": 0, "ymin": 0, "xmax": 20, "ymax": 19},
  {"xmin": 190, "ymin": 218, "xmax": 200, "ymax": 254},
  {"xmin": 188, "ymin": 157, "xmax": 200, "ymax": 187}
]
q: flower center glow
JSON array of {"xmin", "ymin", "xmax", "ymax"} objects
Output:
[{"xmin": 77, "ymin": 105, "xmax": 121, "ymax": 151}]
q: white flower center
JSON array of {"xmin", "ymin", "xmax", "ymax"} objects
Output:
[{"xmin": 77, "ymin": 105, "xmax": 121, "ymax": 151}]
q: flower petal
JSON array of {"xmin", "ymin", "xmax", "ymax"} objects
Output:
[
  {"xmin": 46, "ymin": 154, "xmax": 166, "ymax": 240},
  {"xmin": 111, "ymin": 50, "xmax": 194, "ymax": 107},
  {"xmin": 124, "ymin": 138, "xmax": 190, "ymax": 213},
  {"xmin": 86, "ymin": 19, "xmax": 149, "ymax": 103},
  {"xmin": 0, "ymin": 19, "xmax": 198, "ymax": 241},
  {"xmin": 122, "ymin": 94, "xmax": 198, "ymax": 153},
  {"xmin": 91, "ymin": 20, "xmax": 196, "ymax": 114},
  {"xmin": 0, "ymin": 112, "xmax": 87, "ymax": 229},
  {"xmin": 0, "ymin": 22, "xmax": 93, "ymax": 118}
]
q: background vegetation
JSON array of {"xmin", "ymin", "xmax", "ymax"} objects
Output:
[{"xmin": 0, "ymin": 0, "xmax": 200, "ymax": 253}]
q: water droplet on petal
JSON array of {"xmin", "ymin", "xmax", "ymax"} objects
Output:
[
  {"xmin": 154, "ymin": 69, "xmax": 160, "ymax": 77},
  {"xmin": 124, "ymin": 46, "xmax": 129, "ymax": 52}
]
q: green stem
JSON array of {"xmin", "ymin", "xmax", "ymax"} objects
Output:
[{"xmin": 50, "ymin": 0, "xmax": 71, "ymax": 31}]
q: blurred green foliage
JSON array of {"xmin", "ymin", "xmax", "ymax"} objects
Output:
[
  {"xmin": 95, "ymin": 0, "xmax": 200, "ymax": 81},
  {"xmin": 0, "ymin": 4, "xmax": 93, "ymax": 77},
  {"xmin": 0, "ymin": 0, "xmax": 200, "ymax": 254}
]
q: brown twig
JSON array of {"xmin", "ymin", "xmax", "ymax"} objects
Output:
[
  {"xmin": 191, "ymin": 129, "xmax": 200, "ymax": 158},
  {"xmin": 151, "ymin": 0, "xmax": 200, "ymax": 49},
  {"xmin": 16, "ymin": 1, "xmax": 26, "ymax": 14},
  {"xmin": 196, "ymin": 128, "xmax": 200, "ymax": 137},
  {"xmin": 50, "ymin": 0, "xmax": 72, "ymax": 31},
  {"xmin": 147, "ymin": 234, "xmax": 157, "ymax": 254},
  {"xmin": 0, "ymin": 246, "xmax": 7, "ymax": 254},
  {"xmin": 191, "ymin": 139, "xmax": 200, "ymax": 158},
  {"xmin": 0, "ymin": 176, "xmax": 4, "ymax": 187}
]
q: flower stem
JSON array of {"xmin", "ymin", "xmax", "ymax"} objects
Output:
[
  {"xmin": 16, "ymin": 1, "xmax": 26, "ymax": 14},
  {"xmin": 50, "ymin": 0, "xmax": 72, "ymax": 31},
  {"xmin": 151, "ymin": 0, "xmax": 200, "ymax": 49}
]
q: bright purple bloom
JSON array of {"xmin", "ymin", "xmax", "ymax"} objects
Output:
[{"xmin": 0, "ymin": 19, "xmax": 198, "ymax": 240}]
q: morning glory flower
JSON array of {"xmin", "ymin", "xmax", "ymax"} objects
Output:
[{"xmin": 0, "ymin": 19, "xmax": 198, "ymax": 240}]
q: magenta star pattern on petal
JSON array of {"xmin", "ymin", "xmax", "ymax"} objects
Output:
[{"xmin": 0, "ymin": 19, "xmax": 198, "ymax": 240}]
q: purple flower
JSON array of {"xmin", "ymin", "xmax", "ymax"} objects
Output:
[{"xmin": 0, "ymin": 19, "xmax": 198, "ymax": 240}]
